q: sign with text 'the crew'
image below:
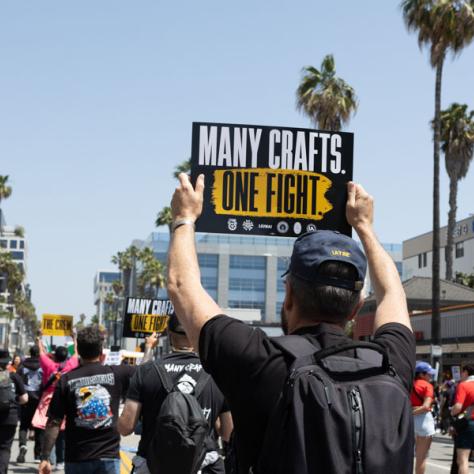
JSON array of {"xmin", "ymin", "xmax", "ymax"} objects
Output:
[
  {"xmin": 191, "ymin": 122, "xmax": 354, "ymax": 237},
  {"xmin": 122, "ymin": 297, "xmax": 174, "ymax": 339},
  {"xmin": 41, "ymin": 314, "xmax": 74, "ymax": 337}
]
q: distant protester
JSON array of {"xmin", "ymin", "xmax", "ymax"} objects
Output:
[
  {"xmin": 451, "ymin": 364, "xmax": 474, "ymax": 474},
  {"xmin": 32, "ymin": 334, "xmax": 79, "ymax": 470},
  {"xmin": 411, "ymin": 361, "xmax": 436, "ymax": 474},
  {"xmin": 38, "ymin": 325, "xmax": 157, "ymax": 474},
  {"xmin": 17, "ymin": 345, "xmax": 43, "ymax": 463},
  {"xmin": 0, "ymin": 349, "xmax": 28, "ymax": 474},
  {"xmin": 118, "ymin": 314, "xmax": 232, "ymax": 474}
]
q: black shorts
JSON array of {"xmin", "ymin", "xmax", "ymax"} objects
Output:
[{"xmin": 455, "ymin": 420, "xmax": 474, "ymax": 450}]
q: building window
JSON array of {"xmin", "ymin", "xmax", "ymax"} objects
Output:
[
  {"xmin": 198, "ymin": 254, "xmax": 218, "ymax": 268},
  {"xmin": 9, "ymin": 240, "xmax": 17, "ymax": 249},
  {"xmin": 230, "ymin": 255, "xmax": 265, "ymax": 269},
  {"xmin": 0, "ymin": 240, "xmax": 6, "ymax": 249},
  {"xmin": 455, "ymin": 242, "xmax": 464, "ymax": 259},
  {"xmin": 10, "ymin": 251, "xmax": 24, "ymax": 260},
  {"xmin": 19, "ymin": 240, "xmax": 24, "ymax": 249}
]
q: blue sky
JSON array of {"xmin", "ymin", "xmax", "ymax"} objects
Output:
[{"xmin": 1, "ymin": 1, "xmax": 473, "ymax": 319}]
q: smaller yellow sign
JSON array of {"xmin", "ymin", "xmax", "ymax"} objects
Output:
[
  {"xmin": 42, "ymin": 314, "xmax": 74, "ymax": 337},
  {"xmin": 130, "ymin": 314, "xmax": 170, "ymax": 334}
]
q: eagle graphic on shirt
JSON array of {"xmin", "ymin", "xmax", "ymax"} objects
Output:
[{"xmin": 74, "ymin": 385, "xmax": 113, "ymax": 429}]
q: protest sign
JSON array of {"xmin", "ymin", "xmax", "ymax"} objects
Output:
[
  {"xmin": 103, "ymin": 350, "xmax": 122, "ymax": 366},
  {"xmin": 42, "ymin": 314, "xmax": 74, "ymax": 337},
  {"xmin": 122, "ymin": 297, "xmax": 174, "ymax": 338},
  {"xmin": 191, "ymin": 122, "xmax": 354, "ymax": 237}
]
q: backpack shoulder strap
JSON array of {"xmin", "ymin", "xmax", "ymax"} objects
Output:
[
  {"xmin": 193, "ymin": 371, "xmax": 211, "ymax": 399},
  {"xmin": 152, "ymin": 362, "xmax": 174, "ymax": 394},
  {"xmin": 270, "ymin": 335, "xmax": 321, "ymax": 358}
]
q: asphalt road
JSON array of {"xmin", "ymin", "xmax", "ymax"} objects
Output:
[{"xmin": 6, "ymin": 430, "xmax": 474, "ymax": 473}]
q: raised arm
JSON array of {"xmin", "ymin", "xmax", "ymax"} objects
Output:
[
  {"xmin": 167, "ymin": 173, "xmax": 222, "ymax": 350},
  {"xmin": 346, "ymin": 182, "xmax": 411, "ymax": 333}
]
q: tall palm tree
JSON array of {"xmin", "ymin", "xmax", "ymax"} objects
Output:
[
  {"xmin": 296, "ymin": 54, "xmax": 358, "ymax": 131},
  {"xmin": 137, "ymin": 247, "xmax": 165, "ymax": 298},
  {"xmin": 438, "ymin": 103, "xmax": 474, "ymax": 280},
  {"xmin": 111, "ymin": 245, "xmax": 140, "ymax": 297},
  {"xmin": 401, "ymin": 0, "xmax": 474, "ymax": 349},
  {"xmin": 0, "ymin": 176, "xmax": 12, "ymax": 236},
  {"xmin": 173, "ymin": 159, "xmax": 191, "ymax": 179},
  {"xmin": 155, "ymin": 206, "xmax": 172, "ymax": 232}
]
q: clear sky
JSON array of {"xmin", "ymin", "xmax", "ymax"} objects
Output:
[{"xmin": 1, "ymin": 1, "xmax": 473, "ymax": 320}]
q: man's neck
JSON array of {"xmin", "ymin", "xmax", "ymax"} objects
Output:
[{"xmin": 81, "ymin": 358, "xmax": 101, "ymax": 364}]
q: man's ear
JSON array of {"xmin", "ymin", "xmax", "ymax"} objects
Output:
[
  {"xmin": 99, "ymin": 352, "xmax": 106, "ymax": 364},
  {"xmin": 284, "ymin": 279, "xmax": 294, "ymax": 312},
  {"xmin": 347, "ymin": 295, "xmax": 364, "ymax": 321}
]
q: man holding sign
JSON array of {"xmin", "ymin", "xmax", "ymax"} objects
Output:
[{"xmin": 167, "ymin": 173, "xmax": 415, "ymax": 473}]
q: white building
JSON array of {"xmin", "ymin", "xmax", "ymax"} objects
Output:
[
  {"xmin": 403, "ymin": 215, "xmax": 474, "ymax": 280},
  {"xmin": 0, "ymin": 224, "xmax": 29, "ymax": 350},
  {"xmin": 93, "ymin": 270, "xmax": 121, "ymax": 326}
]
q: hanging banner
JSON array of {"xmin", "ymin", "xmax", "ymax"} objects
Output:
[
  {"xmin": 190, "ymin": 122, "xmax": 354, "ymax": 237},
  {"xmin": 41, "ymin": 314, "xmax": 74, "ymax": 337},
  {"xmin": 122, "ymin": 297, "xmax": 174, "ymax": 338}
]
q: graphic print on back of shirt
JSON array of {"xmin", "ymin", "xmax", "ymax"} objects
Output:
[
  {"xmin": 68, "ymin": 372, "xmax": 115, "ymax": 429},
  {"xmin": 74, "ymin": 385, "xmax": 113, "ymax": 429}
]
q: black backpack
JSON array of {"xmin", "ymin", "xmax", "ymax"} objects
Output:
[
  {"xmin": 147, "ymin": 363, "xmax": 211, "ymax": 474},
  {"xmin": 255, "ymin": 336, "xmax": 414, "ymax": 474},
  {"xmin": 0, "ymin": 371, "xmax": 15, "ymax": 412}
]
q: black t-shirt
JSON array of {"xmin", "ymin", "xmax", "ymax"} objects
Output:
[
  {"xmin": 127, "ymin": 352, "xmax": 228, "ymax": 457},
  {"xmin": 0, "ymin": 371, "xmax": 26, "ymax": 426},
  {"xmin": 48, "ymin": 362, "xmax": 135, "ymax": 462},
  {"xmin": 199, "ymin": 315, "xmax": 416, "ymax": 473}
]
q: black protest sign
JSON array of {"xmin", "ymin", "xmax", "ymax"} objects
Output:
[
  {"xmin": 190, "ymin": 122, "xmax": 354, "ymax": 237},
  {"xmin": 122, "ymin": 297, "xmax": 174, "ymax": 339}
]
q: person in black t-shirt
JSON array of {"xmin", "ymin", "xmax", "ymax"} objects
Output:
[
  {"xmin": 118, "ymin": 312, "xmax": 233, "ymax": 474},
  {"xmin": 38, "ymin": 326, "xmax": 158, "ymax": 474},
  {"xmin": 0, "ymin": 349, "xmax": 28, "ymax": 474},
  {"xmin": 165, "ymin": 175, "xmax": 416, "ymax": 473}
]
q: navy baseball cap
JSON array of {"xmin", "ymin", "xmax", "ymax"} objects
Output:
[
  {"xmin": 282, "ymin": 230, "xmax": 367, "ymax": 291},
  {"xmin": 415, "ymin": 361, "xmax": 435, "ymax": 375},
  {"xmin": 168, "ymin": 312, "xmax": 186, "ymax": 335}
]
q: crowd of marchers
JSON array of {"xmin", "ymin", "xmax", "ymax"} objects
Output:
[{"xmin": 0, "ymin": 177, "xmax": 473, "ymax": 474}]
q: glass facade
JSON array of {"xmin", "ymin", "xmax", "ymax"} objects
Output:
[
  {"xmin": 199, "ymin": 254, "xmax": 218, "ymax": 300},
  {"xmin": 229, "ymin": 255, "xmax": 266, "ymax": 316},
  {"xmin": 99, "ymin": 272, "xmax": 121, "ymax": 284},
  {"xmin": 10, "ymin": 251, "xmax": 24, "ymax": 260},
  {"xmin": 10, "ymin": 240, "xmax": 17, "ymax": 249},
  {"xmin": 275, "ymin": 257, "xmax": 289, "ymax": 320}
]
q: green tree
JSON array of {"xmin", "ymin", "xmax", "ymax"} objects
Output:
[
  {"xmin": 0, "ymin": 176, "xmax": 12, "ymax": 236},
  {"xmin": 296, "ymin": 54, "xmax": 358, "ymax": 131},
  {"xmin": 137, "ymin": 247, "xmax": 165, "ymax": 298},
  {"xmin": 401, "ymin": 0, "xmax": 474, "ymax": 348},
  {"xmin": 173, "ymin": 159, "xmax": 191, "ymax": 179},
  {"xmin": 438, "ymin": 103, "xmax": 474, "ymax": 280},
  {"xmin": 156, "ymin": 159, "xmax": 192, "ymax": 232},
  {"xmin": 111, "ymin": 245, "xmax": 140, "ymax": 297},
  {"xmin": 155, "ymin": 206, "xmax": 172, "ymax": 232}
]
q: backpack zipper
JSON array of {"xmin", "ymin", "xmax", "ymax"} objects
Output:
[{"xmin": 348, "ymin": 388, "xmax": 364, "ymax": 474}]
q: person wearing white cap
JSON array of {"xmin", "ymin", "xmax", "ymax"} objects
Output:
[{"xmin": 411, "ymin": 361, "xmax": 436, "ymax": 474}]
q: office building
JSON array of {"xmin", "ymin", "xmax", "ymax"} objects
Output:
[
  {"xmin": 0, "ymin": 223, "xmax": 29, "ymax": 349},
  {"xmin": 403, "ymin": 215, "xmax": 474, "ymax": 280},
  {"xmin": 93, "ymin": 270, "xmax": 121, "ymax": 325}
]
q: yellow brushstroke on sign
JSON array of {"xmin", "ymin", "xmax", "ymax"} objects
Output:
[
  {"xmin": 212, "ymin": 168, "xmax": 333, "ymax": 220},
  {"xmin": 130, "ymin": 314, "xmax": 169, "ymax": 334},
  {"xmin": 41, "ymin": 314, "xmax": 74, "ymax": 337}
]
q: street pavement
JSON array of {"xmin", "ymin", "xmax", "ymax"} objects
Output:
[{"xmin": 6, "ymin": 430, "xmax": 474, "ymax": 473}]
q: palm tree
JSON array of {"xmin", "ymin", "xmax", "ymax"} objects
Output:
[
  {"xmin": 438, "ymin": 103, "xmax": 474, "ymax": 280},
  {"xmin": 111, "ymin": 245, "xmax": 140, "ymax": 297},
  {"xmin": 155, "ymin": 206, "xmax": 173, "ymax": 232},
  {"xmin": 401, "ymin": 0, "xmax": 474, "ymax": 349},
  {"xmin": 296, "ymin": 54, "xmax": 358, "ymax": 131},
  {"xmin": 173, "ymin": 159, "xmax": 191, "ymax": 179},
  {"xmin": 0, "ymin": 176, "xmax": 12, "ymax": 236},
  {"xmin": 137, "ymin": 247, "xmax": 165, "ymax": 298}
]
